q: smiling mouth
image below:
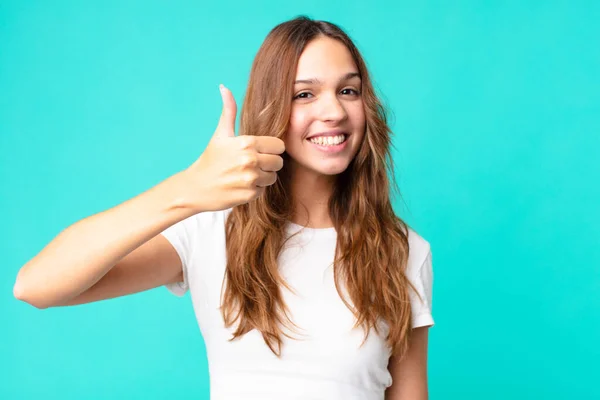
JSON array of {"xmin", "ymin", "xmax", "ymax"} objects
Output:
[
  {"xmin": 306, "ymin": 133, "xmax": 349, "ymax": 146},
  {"xmin": 305, "ymin": 134, "xmax": 350, "ymax": 154}
]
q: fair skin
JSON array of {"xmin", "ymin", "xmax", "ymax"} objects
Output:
[
  {"xmin": 385, "ymin": 326, "xmax": 430, "ymax": 400},
  {"xmin": 284, "ymin": 35, "xmax": 365, "ymax": 228},
  {"xmin": 285, "ymin": 36, "xmax": 430, "ymax": 399}
]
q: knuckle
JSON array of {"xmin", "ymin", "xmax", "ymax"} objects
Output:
[
  {"xmin": 242, "ymin": 171, "xmax": 259, "ymax": 185},
  {"xmin": 241, "ymin": 153, "xmax": 258, "ymax": 168},
  {"xmin": 239, "ymin": 136, "xmax": 255, "ymax": 150}
]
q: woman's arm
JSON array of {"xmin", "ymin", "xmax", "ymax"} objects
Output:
[
  {"xmin": 385, "ymin": 326, "xmax": 430, "ymax": 400},
  {"xmin": 13, "ymin": 171, "xmax": 196, "ymax": 309}
]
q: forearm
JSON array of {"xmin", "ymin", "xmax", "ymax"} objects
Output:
[{"xmin": 13, "ymin": 171, "xmax": 197, "ymax": 308}]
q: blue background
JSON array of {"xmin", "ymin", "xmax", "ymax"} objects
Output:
[{"xmin": 2, "ymin": 1, "xmax": 599, "ymax": 398}]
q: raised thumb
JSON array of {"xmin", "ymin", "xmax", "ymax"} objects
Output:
[{"xmin": 216, "ymin": 84, "xmax": 236, "ymax": 137}]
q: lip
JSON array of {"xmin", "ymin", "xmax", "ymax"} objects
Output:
[{"xmin": 306, "ymin": 130, "xmax": 348, "ymax": 139}]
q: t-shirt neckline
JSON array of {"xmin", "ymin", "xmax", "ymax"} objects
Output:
[{"xmin": 285, "ymin": 221, "xmax": 337, "ymax": 238}]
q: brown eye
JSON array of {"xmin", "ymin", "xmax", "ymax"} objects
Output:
[
  {"xmin": 294, "ymin": 92, "xmax": 312, "ymax": 100},
  {"xmin": 341, "ymin": 88, "xmax": 360, "ymax": 95}
]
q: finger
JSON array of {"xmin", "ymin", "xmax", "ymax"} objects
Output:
[
  {"xmin": 255, "ymin": 170, "xmax": 278, "ymax": 188},
  {"xmin": 216, "ymin": 84, "xmax": 237, "ymax": 137},
  {"xmin": 257, "ymin": 153, "xmax": 284, "ymax": 172},
  {"xmin": 254, "ymin": 136, "xmax": 286, "ymax": 155}
]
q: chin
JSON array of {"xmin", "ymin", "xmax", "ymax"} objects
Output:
[
  {"xmin": 312, "ymin": 162, "xmax": 351, "ymax": 176},
  {"xmin": 287, "ymin": 155, "xmax": 354, "ymax": 177}
]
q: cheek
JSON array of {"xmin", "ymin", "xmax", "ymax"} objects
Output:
[
  {"xmin": 286, "ymin": 109, "xmax": 313, "ymax": 149},
  {"xmin": 351, "ymin": 102, "xmax": 366, "ymax": 128},
  {"xmin": 288, "ymin": 108, "xmax": 311, "ymax": 133}
]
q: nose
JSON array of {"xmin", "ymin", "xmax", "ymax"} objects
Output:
[{"xmin": 318, "ymin": 92, "xmax": 348, "ymax": 123}]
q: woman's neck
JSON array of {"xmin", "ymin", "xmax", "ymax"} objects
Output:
[{"xmin": 287, "ymin": 164, "xmax": 336, "ymax": 229}]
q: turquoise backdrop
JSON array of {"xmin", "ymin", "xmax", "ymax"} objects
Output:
[{"xmin": 2, "ymin": 1, "xmax": 598, "ymax": 399}]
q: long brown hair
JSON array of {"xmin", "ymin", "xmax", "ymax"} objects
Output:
[{"xmin": 221, "ymin": 16, "xmax": 420, "ymax": 360}]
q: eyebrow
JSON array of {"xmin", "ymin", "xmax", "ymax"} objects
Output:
[{"xmin": 294, "ymin": 72, "xmax": 361, "ymax": 85}]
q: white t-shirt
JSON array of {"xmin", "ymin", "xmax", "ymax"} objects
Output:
[{"xmin": 160, "ymin": 207, "xmax": 434, "ymax": 400}]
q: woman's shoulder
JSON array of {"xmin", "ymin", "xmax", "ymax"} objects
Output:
[{"xmin": 405, "ymin": 225, "xmax": 432, "ymax": 271}]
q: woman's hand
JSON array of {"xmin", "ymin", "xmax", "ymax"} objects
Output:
[{"xmin": 181, "ymin": 84, "xmax": 286, "ymax": 212}]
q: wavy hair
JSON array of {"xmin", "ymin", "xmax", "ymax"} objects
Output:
[{"xmin": 221, "ymin": 16, "xmax": 420, "ymax": 360}]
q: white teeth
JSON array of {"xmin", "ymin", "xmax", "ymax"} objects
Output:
[{"xmin": 309, "ymin": 134, "xmax": 346, "ymax": 146}]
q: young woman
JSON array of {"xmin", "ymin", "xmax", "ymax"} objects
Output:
[{"xmin": 14, "ymin": 16, "xmax": 434, "ymax": 400}]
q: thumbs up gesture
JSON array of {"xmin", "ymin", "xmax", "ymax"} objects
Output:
[{"xmin": 182, "ymin": 84, "xmax": 286, "ymax": 213}]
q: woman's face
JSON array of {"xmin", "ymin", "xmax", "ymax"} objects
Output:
[{"xmin": 284, "ymin": 36, "xmax": 366, "ymax": 178}]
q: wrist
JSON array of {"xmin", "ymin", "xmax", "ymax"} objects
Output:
[{"xmin": 163, "ymin": 170, "xmax": 202, "ymax": 216}]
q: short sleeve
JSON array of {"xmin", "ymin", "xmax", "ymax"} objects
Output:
[
  {"xmin": 408, "ymin": 250, "xmax": 435, "ymax": 329},
  {"xmin": 160, "ymin": 214, "xmax": 197, "ymax": 297}
]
